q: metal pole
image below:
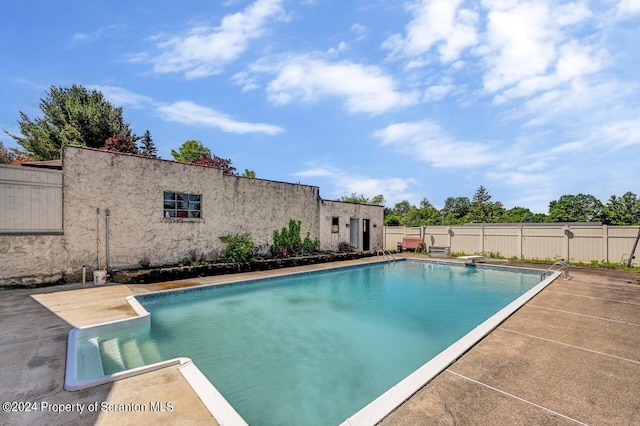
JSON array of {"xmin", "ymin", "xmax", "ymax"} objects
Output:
[
  {"xmin": 96, "ymin": 208, "xmax": 101, "ymax": 270},
  {"xmin": 105, "ymin": 208, "xmax": 111, "ymax": 272}
]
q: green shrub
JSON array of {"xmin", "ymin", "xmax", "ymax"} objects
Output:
[
  {"xmin": 338, "ymin": 241, "xmax": 356, "ymax": 252},
  {"xmin": 220, "ymin": 233, "xmax": 256, "ymax": 263},
  {"xmin": 302, "ymin": 232, "xmax": 320, "ymax": 254}
]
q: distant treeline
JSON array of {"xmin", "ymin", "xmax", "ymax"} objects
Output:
[{"xmin": 339, "ymin": 186, "xmax": 640, "ymax": 227}]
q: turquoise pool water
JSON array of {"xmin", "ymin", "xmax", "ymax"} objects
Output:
[{"xmin": 131, "ymin": 260, "xmax": 541, "ymax": 425}]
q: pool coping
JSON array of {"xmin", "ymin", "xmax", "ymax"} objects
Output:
[
  {"xmin": 342, "ymin": 263, "xmax": 560, "ymax": 425},
  {"xmin": 63, "ymin": 258, "xmax": 560, "ymax": 425}
]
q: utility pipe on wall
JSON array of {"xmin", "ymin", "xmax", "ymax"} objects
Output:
[
  {"xmin": 105, "ymin": 208, "xmax": 111, "ymax": 272},
  {"xmin": 96, "ymin": 207, "xmax": 101, "ymax": 270}
]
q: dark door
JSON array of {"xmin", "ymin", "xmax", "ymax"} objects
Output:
[{"xmin": 362, "ymin": 219, "xmax": 370, "ymax": 251}]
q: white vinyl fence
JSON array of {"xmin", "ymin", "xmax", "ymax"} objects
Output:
[
  {"xmin": 385, "ymin": 224, "xmax": 640, "ymax": 266},
  {"xmin": 0, "ymin": 164, "xmax": 63, "ymax": 234}
]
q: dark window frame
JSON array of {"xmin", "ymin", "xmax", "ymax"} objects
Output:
[
  {"xmin": 331, "ymin": 216, "xmax": 339, "ymax": 233},
  {"xmin": 163, "ymin": 191, "xmax": 202, "ymax": 219}
]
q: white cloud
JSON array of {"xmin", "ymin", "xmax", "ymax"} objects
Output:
[
  {"xmin": 231, "ymin": 71, "xmax": 260, "ymax": 92},
  {"xmin": 479, "ymin": 0, "xmax": 595, "ymax": 99},
  {"xmin": 259, "ymin": 55, "xmax": 417, "ymax": 114},
  {"xmin": 520, "ymin": 78, "xmax": 635, "ymax": 127},
  {"xmin": 89, "ymin": 85, "xmax": 154, "ymax": 109},
  {"xmin": 136, "ymin": 0, "xmax": 285, "ymax": 78},
  {"xmin": 592, "ymin": 119, "xmax": 640, "ymax": 150},
  {"xmin": 156, "ymin": 101, "xmax": 284, "ymax": 135},
  {"xmin": 350, "ymin": 23, "xmax": 367, "ymax": 41},
  {"xmin": 617, "ymin": 0, "xmax": 640, "ymax": 16},
  {"xmin": 294, "ymin": 165, "xmax": 418, "ymax": 205},
  {"xmin": 382, "ymin": 0, "xmax": 479, "ymax": 63},
  {"xmin": 424, "ymin": 83, "xmax": 455, "ymax": 102},
  {"xmin": 71, "ymin": 25, "xmax": 122, "ymax": 44},
  {"xmin": 375, "ymin": 120, "xmax": 497, "ymax": 168},
  {"xmin": 294, "ymin": 167, "xmax": 333, "ymax": 177}
]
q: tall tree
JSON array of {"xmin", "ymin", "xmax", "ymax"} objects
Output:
[
  {"xmin": 242, "ymin": 169, "xmax": 256, "ymax": 178},
  {"xmin": 5, "ymin": 85, "xmax": 135, "ymax": 160},
  {"xmin": 548, "ymin": 194, "xmax": 604, "ymax": 222},
  {"xmin": 604, "ymin": 192, "xmax": 640, "ymax": 225},
  {"xmin": 171, "ymin": 140, "xmax": 212, "ymax": 163},
  {"xmin": 501, "ymin": 207, "xmax": 546, "ymax": 223},
  {"xmin": 467, "ymin": 186, "xmax": 504, "ymax": 223},
  {"xmin": 406, "ymin": 198, "xmax": 442, "ymax": 226},
  {"xmin": 0, "ymin": 141, "xmax": 16, "ymax": 164},
  {"xmin": 139, "ymin": 130, "xmax": 158, "ymax": 157},
  {"xmin": 104, "ymin": 135, "xmax": 139, "ymax": 154},
  {"xmin": 195, "ymin": 154, "xmax": 236, "ymax": 175},
  {"xmin": 441, "ymin": 196, "xmax": 471, "ymax": 225},
  {"xmin": 393, "ymin": 200, "xmax": 413, "ymax": 216},
  {"xmin": 171, "ymin": 140, "xmax": 236, "ymax": 174}
]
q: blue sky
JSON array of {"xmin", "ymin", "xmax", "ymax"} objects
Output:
[{"xmin": 1, "ymin": 0, "xmax": 639, "ymax": 213}]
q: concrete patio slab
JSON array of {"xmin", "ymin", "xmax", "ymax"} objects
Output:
[
  {"xmin": 501, "ymin": 305, "xmax": 640, "ymax": 361},
  {"xmin": 31, "ymin": 285, "xmax": 138, "ymax": 327},
  {"xmin": 380, "ymin": 267, "xmax": 640, "ymax": 426},
  {"xmin": 380, "ymin": 369, "xmax": 577, "ymax": 426},
  {"xmin": 528, "ymin": 290, "xmax": 640, "ymax": 324},
  {"xmin": 448, "ymin": 329, "xmax": 639, "ymax": 425},
  {"xmin": 2, "ymin": 258, "xmax": 639, "ymax": 425}
]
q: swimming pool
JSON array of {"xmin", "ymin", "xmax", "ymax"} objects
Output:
[
  {"xmin": 66, "ymin": 259, "xmax": 555, "ymax": 425},
  {"xmin": 140, "ymin": 260, "xmax": 542, "ymax": 425}
]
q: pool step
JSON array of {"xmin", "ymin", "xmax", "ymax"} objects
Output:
[
  {"xmin": 97, "ymin": 336, "xmax": 164, "ymax": 376},
  {"xmin": 138, "ymin": 339, "xmax": 163, "ymax": 365},
  {"xmin": 78, "ymin": 337, "xmax": 104, "ymax": 380},
  {"xmin": 99, "ymin": 338, "xmax": 126, "ymax": 375},
  {"xmin": 120, "ymin": 339, "xmax": 146, "ymax": 369}
]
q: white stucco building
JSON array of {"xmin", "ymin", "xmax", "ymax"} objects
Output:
[{"xmin": 0, "ymin": 146, "xmax": 384, "ymax": 285}]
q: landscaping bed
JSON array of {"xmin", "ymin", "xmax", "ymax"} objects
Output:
[{"xmin": 111, "ymin": 251, "xmax": 378, "ymax": 284}]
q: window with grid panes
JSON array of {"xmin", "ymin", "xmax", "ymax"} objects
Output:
[{"xmin": 163, "ymin": 191, "xmax": 201, "ymax": 218}]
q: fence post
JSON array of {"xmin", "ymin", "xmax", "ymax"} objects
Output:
[
  {"xmin": 563, "ymin": 225, "xmax": 571, "ymax": 261},
  {"xmin": 518, "ymin": 225, "xmax": 523, "ymax": 260},
  {"xmin": 602, "ymin": 225, "xmax": 608, "ymax": 263}
]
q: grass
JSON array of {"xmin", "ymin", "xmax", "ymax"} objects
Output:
[{"xmin": 450, "ymin": 251, "xmax": 640, "ymax": 275}]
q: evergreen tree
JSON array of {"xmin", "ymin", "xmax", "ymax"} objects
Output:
[
  {"xmin": 467, "ymin": 186, "xmax": 504, "ymax": 223},
  {"xmin": 5, "ymin": 84, "xmax": 135, "ymax": 160},
  {"xmin": 139, "ymin": 130, "xmax": 158, "ymax": 157}
]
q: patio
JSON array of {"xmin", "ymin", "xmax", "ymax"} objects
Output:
[{"xmin": 1, "ymin": 257, "xmax": 638, "ymax": 425}]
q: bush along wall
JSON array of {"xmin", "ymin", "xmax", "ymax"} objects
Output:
[{"xmin": 110, "ymin": 251, "xmax": 376, "ymax": 284}]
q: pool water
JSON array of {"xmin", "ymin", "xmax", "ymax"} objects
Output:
[{"xmin": 134, "ymin": 261, "xmax": 540, "ymax": 425}]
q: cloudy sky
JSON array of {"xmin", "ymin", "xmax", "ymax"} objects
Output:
[{"xmin": 1, "ymin": 0, "xmax": 639, "ymax": 212}]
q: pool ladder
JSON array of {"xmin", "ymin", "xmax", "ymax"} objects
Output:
[
  {"xmin": 377, "ymin": 249, "xmax": 396, "ymax": 263},
  {"xmin": 542, "ymin": 260, "xmax": 570, "ymax": 280}
]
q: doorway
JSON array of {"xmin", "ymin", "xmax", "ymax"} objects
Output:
[
  {"xmin": 362, "ymin": 219, "xmax": 370, "ymax": 251},
  {"xmin": 349, "ymin": 218, "xmax": 359, "ymax": 249}
]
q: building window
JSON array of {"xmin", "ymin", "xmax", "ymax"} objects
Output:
[
  {"xmin": 164, "ymin": 191, "xmax": 201, "ymax": 218},
  {"xmin": 331, "ymin": 216, "xmax": 339, "ymax": 233}
]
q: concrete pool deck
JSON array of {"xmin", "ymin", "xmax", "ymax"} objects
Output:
[{"xmin": 1, "ymin": 256, "xmax": 638, "ymax": 425}]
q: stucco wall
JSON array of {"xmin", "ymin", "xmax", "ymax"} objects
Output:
[
  {"xmin": 0, "ymin": 146, "xmax": 383, "ymax": 284},
  {"xmin": 62, "ymin": 146, "xmax": 321, "ymax": 270},
  {"xmin": 0, "ymin": 235, "xmax": 68, "ymax": 285},
  {"xmin": 319, "ymin": 200, "xmax": 384, "ymax": 251}
]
